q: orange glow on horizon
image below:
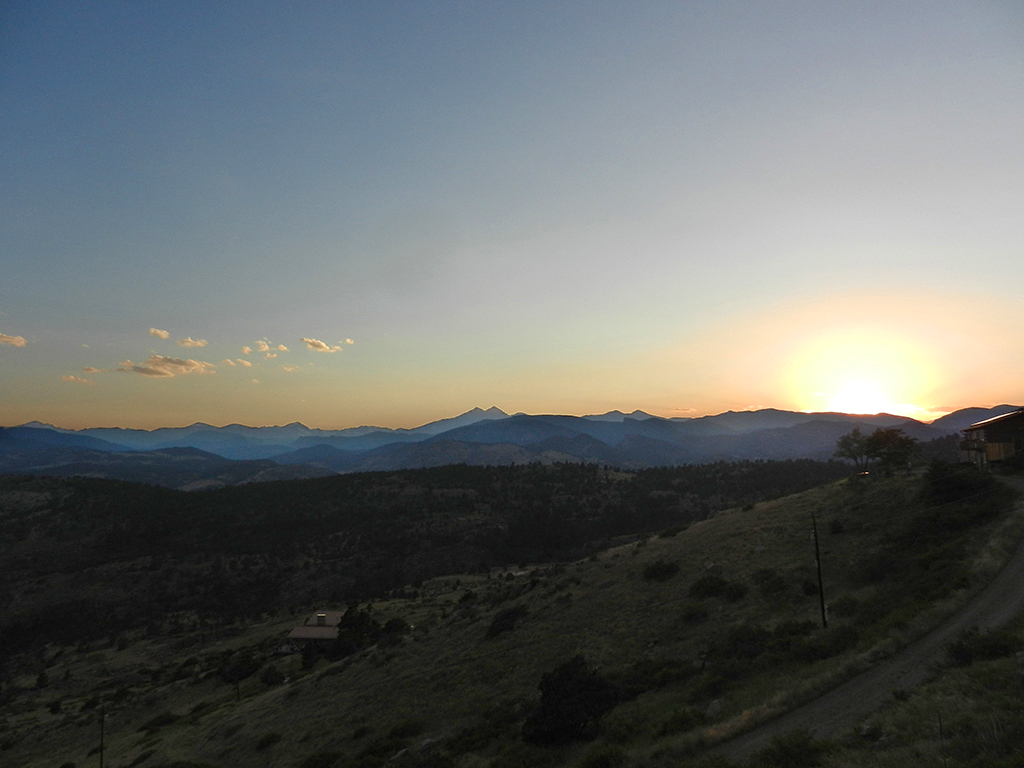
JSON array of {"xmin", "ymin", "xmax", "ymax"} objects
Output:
[{"xmin": 784, "ymin": 327, "xmax": 941, "ymax": 419}]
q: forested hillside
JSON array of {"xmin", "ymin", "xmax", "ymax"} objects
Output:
[{"xmin": 0, "ymin": 460, "xmax": 847, "ymax": 660}]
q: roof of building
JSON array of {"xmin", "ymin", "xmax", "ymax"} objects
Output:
[
  {"xmin": 304, "ymin": 611, "xmax": 344, "ymax": 627},
  {"xmin": 287, "ymin": 626, "xmax": 339, "ymax": 641},
  {"xmin": 964, "ymin": 408, "xmax": 1024, "ymax": 432}
]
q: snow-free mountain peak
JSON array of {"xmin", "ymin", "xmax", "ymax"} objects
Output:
[
  {"xmin": 582, "ymin": 410, "xmax": 656, "ymax": 422},
  {"xmin": 410, "ymin": 406, "xmax": 510, "ymax": 435}
]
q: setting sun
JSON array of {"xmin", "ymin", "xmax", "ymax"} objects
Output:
[
  {"xmin": 826, "ymin": 378, "xmax": 896, "ymax": 415},
  {"xmin": 785, "ymin": 328, "xmax": 938, "ymax": 418}
]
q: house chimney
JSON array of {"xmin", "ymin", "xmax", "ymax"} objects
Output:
[{"xmin": 316, "ymin": 613, "xmax": 326, "ymax": 626}]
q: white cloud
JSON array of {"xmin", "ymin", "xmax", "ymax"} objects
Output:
[
  {"xmin": 222, "ymin": 359, "xmax": 237, "ymax": 367},
  {"xmin": 344, "ymin": 338, "xmax": 354, "ymax": 345},
  {"xmin": 117, "ymin": 355, "xmax": 216, "ymax": 378},
  {"xmin": 149, "ymin": 328, "xmax": 170, "ymax": 340},
  {"xmin": 265, "ymin": 352, "xmax": 277, "ymax": 359},
  {"xmin": 276, "ymin": 344, "xmax": 289, "ymax": 352},
  {"xmin": 236, "ymin": 359, "xmax": 253, "ymax": 368},
  {"xmin": 302, "ymin": 337, "xmax": 343, "ymax": 353},
  {"xmin": 281, "ymin": 364, "xmax": 299, "ymax": 372},
  {"xmin": 177, "ymin": 337, "xmax": 208, "ymax": 348},
  {"xmin": 251, "ymin": 378, "xmax": 260, "ymax": 384},
  {"xmin": 62, "ymin": 375, "xmax": 92, "ymax": 384},
  {"xmin": 256, "ymin": 340, "xmax": 271, "ymax": 352},
  {"xmin": 241, "ymin": 346, "xmax": 253, "ymax": 355},
  {"xmin": 83, "ymin": 367, "xmax": 102, "ymax": 373},
  {"xmin": 0, "ymin": 332, "xmax": 27, "ymax": 347}
]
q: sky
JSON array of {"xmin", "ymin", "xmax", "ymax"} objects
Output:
[{"xmin": 1, "ymin": 1, "xmax": 1022, "ymax": 430}]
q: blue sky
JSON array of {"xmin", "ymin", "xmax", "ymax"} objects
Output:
[{"xmin": 2, "ymin": 1, "xmax": 1022, "ymax": 429}]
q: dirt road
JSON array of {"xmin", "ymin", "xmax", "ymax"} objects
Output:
[{"xmin": 713, "ymin": 477, "xmax": 1024, "ymax": 761}]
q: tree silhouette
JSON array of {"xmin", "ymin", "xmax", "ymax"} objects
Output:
[
  {"xmin": 834, "ymin": 428, "xmax": 868, "ymax": 471},
  {"xmin": 220, "ymin": 651, "xmax": 260, "ymax": 700},
  {"xmin": 864, "ymin": 427, "xmax": 917, "ymax": 476}
]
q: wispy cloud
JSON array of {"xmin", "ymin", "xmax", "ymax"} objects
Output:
[
  {"xmin": 149, "ymin": 328, "xmax": 170, "ymax": 340},
  {"xmin": 277, "ymin": 344, "xmax": 289, "ymax": 352},
  {"xmin": 0, "ymin": 332, "xmax": 27, "ymax": 347},
  {"xmin": 236, "ymin": 359, "xmax": 253, "ymax": 368},
  {"xmin": 302, "ymin": 337, "xmax": 344, "ymax": 353},
  {"xmin": 282, "ymin": 364, "xmax": 299, "ymax": 372},
  {"xmin": 344, "ymin": 338, "xmax": 354, "ymax": 345},
  {"xmin": 117, "ymin": 356, "xmax": 216, "ymax": 378},
  {"xmin": 241, "ymin": 346, "xmax": 253, "ymax": 355},
  {"xmin": 62, "ymin": 374, "xmax": 92, "ymax": 384},
  {"xmin": 265, "ymin": 352, "xmax": 277, "ymax": 359},
  {"xmin": 222, "ymin": 359, "xmax": 237, "ymax": 367},
  {"xmin": 176, "ymin": 337, "xmax": 208, "ymax": 348},
  {"xmin": 83, "ymin": 367, "xmax": 102, "ymax": 373}
]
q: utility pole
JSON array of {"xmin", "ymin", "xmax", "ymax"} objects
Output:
[{"xmin": 812, "ymin": 512, "xmax": 827, "ymax": 629}]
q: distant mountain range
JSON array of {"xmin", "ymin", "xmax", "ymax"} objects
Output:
[{"xmin": 1, "ymin": 404, "xmax": 1018, "ymax": 489}]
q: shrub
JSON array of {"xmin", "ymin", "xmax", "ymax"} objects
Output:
[
  {"xmin": 769, "ymin": 620, "xmax": 816, "ymax": 655},
  {"xmin": 128, "ymin": 750, "xmax": 156, "ymax": 767},
  {"xmin": 687, "ymin": 672, "xmax": 727, "ymax": 703},
  {"xmin": 391, "ymin": 754, "xmax": 456, "ymax": 768},
  {"xmin": 657, "ymin": 707, "xmax": 706, "ymax": 736},
  {"xmin": 522, "ymin": 657, "xmax": 621, "ymax": 744},
  {"xmin": 947, "ymin": 627, "xmax": 1021, "ymax": 667},
  {"xmin": 255, "ymin": 732, "xmax": 282, "ymax": 751},
  {"xmin": 682, "ymin": 602, "xmax": 709, "ymax": 623},
  {"xmin": 352, "ymin": 735, "xmax": 410, "ymax": 761},
  {"xmin": 577, "ymin": 743, "xmax": 627, "ymax": 768},
  {"xmin": 642, "ymin": 560, "xmax": 680, "ymax": 582},
  {"xmin": 138, "ymin": 711, "xmax": 178, "ymax": 733},
  {"xmin": 794, "ymin": 625, "xmax": 859, "ymax": 662},
  {"xmin": 852, "ymin": 550, "xmax": 899, "ymax": 585},
  {"xmin": 388, "ymin": 719, "xmax": 425, "ymax": 739},
  {"xmin": 260, "ymin": 663, "xmax": 285, "ymax": 686},
  {"xmin": 722, "ymin": 581, "xmax": 748, "ymax": 602},
  {"xmin": 689, "ymin": 574, "xmax": 727, "ymax": 598},
  {"xmin": 382, "ymin": 617, "xmax": 410, "ymax": 635},
  {"xmin": 298, "ymin": 752, "xmax": 341, "ymax": 768},
  {"xmin": 752, "ymin": 569, "xmax": 788, "ymax": 599},
  {"xmin": 615, "ymin": 657, "xmax": 694, "ymax": 696},
  {"xmin": 922, "ymin": 460, "xmax": 994, "ymax": 503},
  {"xmin": 688, "ymin": 574, "xmax": 746, "ymax": 601},
  {"xmin": 486, "ymin": 605, "xmax": 527, "ymax": 638},
  {"xmin": 750, "ymin": 729, "xmax": 830, "ymax": 767},
  {"xmin": 830, "ymin": 595, "xmax": 859, "ymax": 618},
  {"xmin": 719, "ymin": 624, "xmax": 772, "ymax": 661}
]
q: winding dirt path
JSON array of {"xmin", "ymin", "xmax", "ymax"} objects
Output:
[{"xmin": 712, "ymin": 477, "xmax": 1024, "ymax": 761}]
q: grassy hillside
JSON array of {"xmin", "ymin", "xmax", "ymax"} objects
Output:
[
  {"xmin": 0, "ymin": 460, "xmax": 850, "ymax": 661},
  {"xmin": 1, "ymin": 463, "xmax": 1021, "ymax": 768}
]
